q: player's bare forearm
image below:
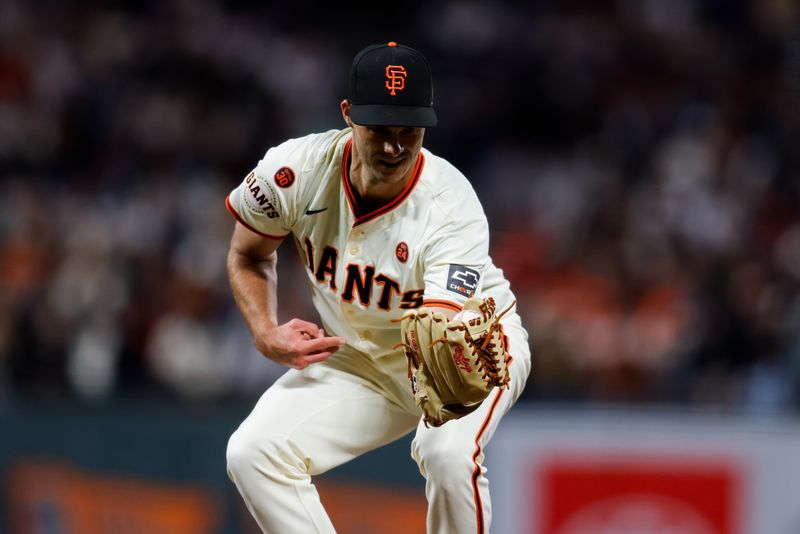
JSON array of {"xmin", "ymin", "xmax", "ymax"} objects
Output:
[
  {"xmin": 227, "ymin": 222, "xmax": 346, "ymax": 369},
  {"xmin": 227, "ymin": 246, "xmax": 280, "ymax": 348}
]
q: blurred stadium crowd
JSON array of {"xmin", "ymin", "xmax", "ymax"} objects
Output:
[{"xmin": 1, "ymin": 0, "xmax": 799, "ymax": 413}]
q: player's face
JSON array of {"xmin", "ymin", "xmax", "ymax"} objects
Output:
[
  {"xmin": 341, "ymin": 100, "xmax": 425, "ymax": 185},
  {"xmin": 353, "ymin": 124, "xmax": 425, "ymax": 182}
]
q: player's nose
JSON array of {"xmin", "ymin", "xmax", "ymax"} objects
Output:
[{"xmin": 382, "ymin": 139, "xmax": 404, "ymax": 156}]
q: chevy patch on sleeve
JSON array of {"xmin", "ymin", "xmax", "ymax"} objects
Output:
[{"xmin": 446, "ymin": 265, "xmax": 480, "ymax": 297}]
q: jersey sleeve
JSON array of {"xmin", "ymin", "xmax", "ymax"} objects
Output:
[
  {"xmin": 225, "ymin": 142, "xmax": 305, "ymax": 239},
  {"xmin": 421, "ymin": 213, "xmax": 489, "ymax": 312}
]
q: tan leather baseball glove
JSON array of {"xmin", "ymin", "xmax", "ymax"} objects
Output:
[{"xmin": 396, "ymin": 297, "xmax": 513, "ymax": 427}]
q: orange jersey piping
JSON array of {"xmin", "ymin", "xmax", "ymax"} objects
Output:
[
  {"xmin": 341, "ymin": 138, "xmax": 425, "ymax": 227},
  {"xmin": 421, "ymin": 299, "xmax": 463, "ymax": 312},
  {"xmin": 226, "ymin": 196, "xmax": 288, "ymax": 240}
]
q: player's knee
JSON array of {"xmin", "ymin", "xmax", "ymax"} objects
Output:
[
  {"xmin": 227, "ymin": 427, "xmax": 276, "ymax": 479},
  {"xmin": 412, "ymin": 433, "xmax": 475, "ymax": 487},
  {"xmin": 226, "ymin": 427, "xmax": 304, "ymax": 483},
  {"xmin": 226, "ymin": 427, "xmax": 255, "ymax": 482}
]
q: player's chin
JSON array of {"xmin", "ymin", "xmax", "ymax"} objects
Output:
[{"xmin": 375, "ymin": 159, "xmax": 409, "ymax": 179}]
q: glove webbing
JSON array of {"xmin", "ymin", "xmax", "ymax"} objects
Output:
[
  {"xmin": 438, "ymin": 299, "xmax": 515, "ymax": 388},
  {"xmin": 393, "ymin": 299, "xmax": 515, "ymax": 387}
]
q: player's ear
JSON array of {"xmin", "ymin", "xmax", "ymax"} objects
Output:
[{"xmin": 340, "ymin": 99, "xmax": 354, "ymax": 128}]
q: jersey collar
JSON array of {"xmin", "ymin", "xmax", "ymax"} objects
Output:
[{"xmin": 341, "ymin": 138, "xmax": 425, "ymax": 227}]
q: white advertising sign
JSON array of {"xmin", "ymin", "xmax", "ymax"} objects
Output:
[{"xmin": 488, "ymin": 408, "xmax": 800, "ymax": 534}]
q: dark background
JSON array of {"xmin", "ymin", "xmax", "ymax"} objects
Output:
[
  {"xmin": 1, "ymin": 0, "xmax": 799, "ymax": 531},
  {"xmin": 3, "ymin": 0, "xmax": 799, "ymax": 410}
]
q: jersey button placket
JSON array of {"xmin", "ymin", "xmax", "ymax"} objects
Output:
[
  {"xmin": 342, "ymin": 229, "xmax": 362, "ymax": 321},
  {"xmin": 346, "ymin": 228, "xmax": 363, "ymax": 258}
]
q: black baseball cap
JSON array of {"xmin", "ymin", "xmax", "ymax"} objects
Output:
[{"xmin": 348, "ymin": 42, "xmax": 437, "ymax": 128}]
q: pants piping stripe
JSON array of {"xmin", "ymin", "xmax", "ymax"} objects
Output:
[{"xmin": 470, "ymin": 387, "xmax": 505, "ymax": 534}]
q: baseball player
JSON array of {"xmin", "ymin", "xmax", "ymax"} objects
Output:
[{"xmin": 224, "ymin": 42, "xmax": 531, "ymax": 533}]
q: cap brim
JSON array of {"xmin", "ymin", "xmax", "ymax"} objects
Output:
[{"xmin": 350, "ymin": 104, "xmax": 437, "ymax": 127}]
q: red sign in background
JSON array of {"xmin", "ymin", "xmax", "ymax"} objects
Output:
[{"xmin": 536, "ymin": 455, "xmax": 742, "ymax": 534}]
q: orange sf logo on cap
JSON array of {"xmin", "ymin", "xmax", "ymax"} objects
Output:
[{"xmin": 385, "ymin": 65, "xmax": 407, "ymax": 96}]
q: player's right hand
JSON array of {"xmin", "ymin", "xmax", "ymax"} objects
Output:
[{"xmin": 255, "ymin": 318, "xmax": 345, "ymax": 370}]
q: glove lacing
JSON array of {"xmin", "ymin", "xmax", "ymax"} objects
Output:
[
  {"xmin": 394, "ymin": 299, "xmax": 515, "ymax": 387},
  {"xmin": 446, "ymin": 299, "xmax": 515, "ymax": 388}
]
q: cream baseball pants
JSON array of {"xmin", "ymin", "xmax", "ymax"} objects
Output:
[{"xmin": 226, "ymin": 324, "xmax": 530, "ymax": 533}]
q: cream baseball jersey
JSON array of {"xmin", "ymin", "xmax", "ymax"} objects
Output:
[{"xmin": 226, "ymin": 128, "xmax": 520, "ymax": 373}]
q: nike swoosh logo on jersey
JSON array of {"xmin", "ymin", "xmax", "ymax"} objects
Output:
[{"xmin": 305, "ymin": 207, "xmax": 328, "ymax": 215}]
